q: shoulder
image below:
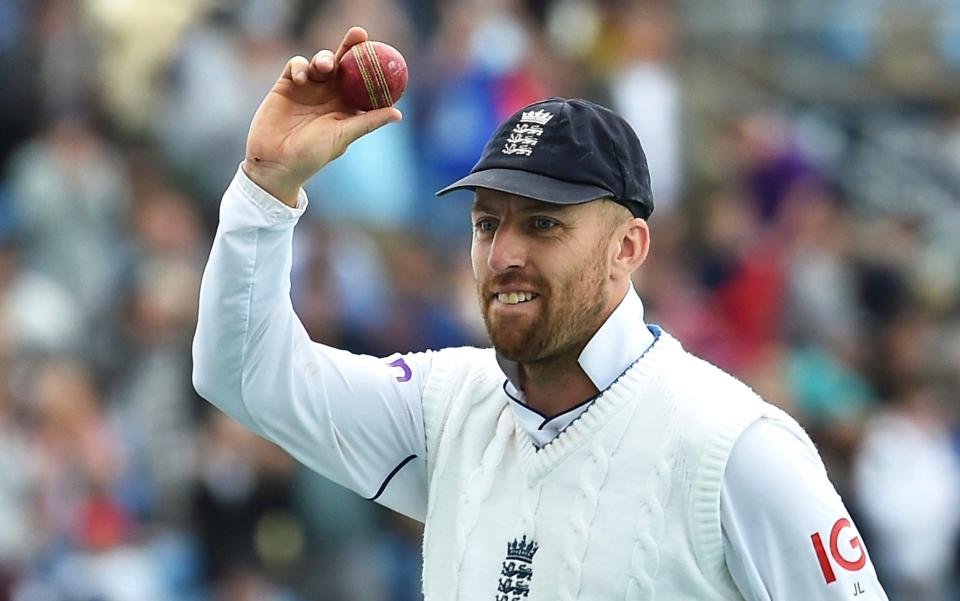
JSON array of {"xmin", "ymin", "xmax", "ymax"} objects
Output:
[
  {"xmin": 668, "ymin": 341, "xmax": 759, "ymax": 402},
  {"xmin": 420, "ymin": 346, "xmax": 503, "ymax": 419},
  {"xmin": 420, "ymin": 345, "xmax": 501, "ymax": 418},
  {"xmin": 725, "ymin": 418, "xmax": 828, "ymax": 501},
  {"xmin": 652, "ymin": 332, "xmax": 773, "ymax": 431},
  {"xmin": 423, "ymin": 346, "xmax": 501, "ymax": 391},
  {"xmin": 658, "ymin": 332, "xmax": 813, "ymax": 477},
  {"xmin": 652, "ymin": 333, "xmax": 821, "ymax": 579}
]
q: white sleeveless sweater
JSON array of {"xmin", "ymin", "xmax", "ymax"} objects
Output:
[{"xmin": 420, "ymin": 330, "xmax": 812, "ymax": 600}]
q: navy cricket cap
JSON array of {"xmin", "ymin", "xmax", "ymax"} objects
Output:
[{"xmin": 436, "ymin": 98, "xmax": 654, "ymax": 219}]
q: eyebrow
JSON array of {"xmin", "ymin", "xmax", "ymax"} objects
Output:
[{"xmin": 471, "ymin": 199, "xmax": 574, "ymax": 215}]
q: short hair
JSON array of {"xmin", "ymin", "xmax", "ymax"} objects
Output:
[{"xmin": 599, "ymin": 198, "xmax": 634, "ymax": 235}]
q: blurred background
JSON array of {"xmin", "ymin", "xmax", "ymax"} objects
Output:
[{"xmin": 0, "ymin": 0, "xmax": 959, "ymax": 599}]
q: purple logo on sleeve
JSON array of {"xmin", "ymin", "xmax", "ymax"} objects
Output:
[{"xmin": 388, "ymin": 357, "xmax": 412, "ymax": 383}]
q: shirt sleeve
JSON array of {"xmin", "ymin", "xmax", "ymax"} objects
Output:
[
  {"xmin": 192, "ymin": 165, "xmax": 428, "ymax": 521},
  {"xmin": 721, "ymin": 418, "xmax": 889, "ymax": 601}
]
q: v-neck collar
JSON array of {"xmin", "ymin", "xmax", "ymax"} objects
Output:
[{"xmin": 514, "ymin": 327, "xmax": 669, "ymax": 480}]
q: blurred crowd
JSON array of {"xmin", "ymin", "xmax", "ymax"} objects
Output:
[{"xmin": 0, "ymin": 0, "xmax": 959, "ymax": 600}]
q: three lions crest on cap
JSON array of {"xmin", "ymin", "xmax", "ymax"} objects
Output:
[{"xmin": 501, "ymin": 110, "xmax": 555, "ymax": 157}]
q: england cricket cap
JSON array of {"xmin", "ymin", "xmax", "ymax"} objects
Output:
[{"xmin": 436, "ymin": 97, "xmax": 654, "ymax": 219}]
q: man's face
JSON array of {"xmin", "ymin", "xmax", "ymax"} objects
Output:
[{"xmin": 470, "ymin": 189, "xmax": 618, "ymax": 363}]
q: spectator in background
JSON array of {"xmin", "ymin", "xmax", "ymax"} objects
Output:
[
  {"xmin": 729, "ymin": 113, "xmax": 823, "ymax": 225},
  {"xmin": 85, "ymin": 0, "xmax": 209, "ymax": 136},
  {"xmin": 160, "ymin": 2, "xmax": 296, "ymax": 207},
  {"xmin": 417, "ymin": 1, "xmax": 555, "ymax": 234},
  {"xmin": 374, "ymin": 240, "xmax": 475, "ymax": 352},
  {"xmin": 7, "ymin": 116, "xmax": 130, "ymax": 332},
  {"xmin": 113, "ymin": 167, "xmax": 206, "ymax": 525},
  {"xmin": 0, "ymin": 231, "xmax": 83, "ymax": 354},
  {"xmin": 781, "ymin": 181, "xmax": 863, "ymax": 358},
  {"xmin": 608, "ymin": 2, "xmax": 683, "ymax": 215},
  {"xmin": 29, "ymin": 359, "xmax": 129, "ymax": 552},
  {"xmin": 779, "ymin": 181, "xmax": 874, "ymax": 491},
  {"xmin": 193, "ymin": 412, "xmax": 302, "ymax": 601},
  {"xmin": 11, "ymin": 358, "xmax": 174, "ymax": 601},
  {"xmin": 854, "ymin": 384, "xmax": 960, "ymax": 601}
]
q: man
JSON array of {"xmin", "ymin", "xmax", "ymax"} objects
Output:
[{"xmin": 193, "ymin": 27, "xmax": 888, "ymax": 600}]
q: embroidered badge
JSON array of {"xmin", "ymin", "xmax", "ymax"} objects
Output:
[
  {"xmin": 501, "ymin": 110, "xmax": 554, "ymax": 157},
  {"xmin": 495, "ymin": 535, "xmax": 538, "ymax": 600}
]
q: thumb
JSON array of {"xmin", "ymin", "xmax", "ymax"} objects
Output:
[{"xmin": 339, "ymin": 107, "xmax": 403, "ymax": 145}]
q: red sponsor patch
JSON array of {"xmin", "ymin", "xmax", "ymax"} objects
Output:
[{"xmin": 810, "ymin": 517, "xmax": 867, "ymax": 584}]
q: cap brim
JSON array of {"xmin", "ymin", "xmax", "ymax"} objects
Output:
[{"xmin": 435, "ymin": 168, "xmax": 612, "ymax": 205}]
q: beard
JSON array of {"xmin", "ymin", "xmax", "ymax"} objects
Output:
[{"xmin": 477, "ymin": 250, "xmax": 609, "ymax": 364}]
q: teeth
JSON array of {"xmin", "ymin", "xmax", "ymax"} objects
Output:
[{"xmin": 496, "ymin": 292, "xmax": 536, "ymax": 305}]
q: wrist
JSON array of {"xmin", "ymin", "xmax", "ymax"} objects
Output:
[{"xmin": 241, "ymin": 158, "xmax": 303, "ymax": 208}]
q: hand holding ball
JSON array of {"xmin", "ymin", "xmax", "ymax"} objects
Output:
[
  {"xmin": 337, "ymin": 41, "xmax": 408, "ymax": 111},
  {"xmin": 243, "ymin": 28, "xmax": 405, "ymax": 207}
]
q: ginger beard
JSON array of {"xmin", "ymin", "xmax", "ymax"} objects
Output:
[{"xmin": 476, "ymin": 240, "xmax": 611, "ymax": 364}]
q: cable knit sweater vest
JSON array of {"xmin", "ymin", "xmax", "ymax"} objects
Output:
[{"xmin": 420, "ymin": 330, "xmax": 810, "ymax": 600}]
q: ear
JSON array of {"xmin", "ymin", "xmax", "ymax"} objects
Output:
[{"xmin": 610, "ymin": 218, "xmax": 650, "ymax": 281}]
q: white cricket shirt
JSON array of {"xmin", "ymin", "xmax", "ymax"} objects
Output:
[{"xmin": 192, "ymin": 167, "xmax": 888, "ymax": 600}]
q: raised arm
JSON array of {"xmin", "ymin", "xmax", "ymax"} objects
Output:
[
  {"xmin": 238, "ymin": 26, "xmax": 401, "ymax": 207},
  {"xmin": 192, "ymin": 28, "xmax": 427, "ymax": 520}
]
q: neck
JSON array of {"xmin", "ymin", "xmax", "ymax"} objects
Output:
[
  {"xmin": 519, "ymin": 348, "xmax": 599, "ymax": 418},
  {"xmin": 513, "ymin": 281, "xmax": 631, "ymax": 417}
]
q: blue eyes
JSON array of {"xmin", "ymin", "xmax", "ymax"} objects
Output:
[
  {"xmin": 533, "ymin": 218, "xmax": 557, "ymax": 230},
  {"xmin": 472, "ymin": 218, "xmax": 558, "ymax": 233},
  {"xmin": 475, "ymin": 219, "xmax": 496, "ymax": 233}
]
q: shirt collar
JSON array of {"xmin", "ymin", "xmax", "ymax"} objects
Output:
[
  {"xmin": 496, "ymin": 284, "xmax": 655, "ymax": 443},
  {"xmin": 496, "ymin": 284, "xmax": 653, "ymax": 393}
]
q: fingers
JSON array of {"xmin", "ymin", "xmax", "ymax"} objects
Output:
[
  {"xmin": 308, "ymin": 50, "xmax": 336, "ymax": 82},
  {"xmin": 339, "ymin": 107, "xmax": 403, "ymax": 146},
  {"xmin": 334, "ymin": 26, "xmax": 368, "ymax": 63},
  {"xmin": 281, "ymin": 27, "xmax": 369, "ymax": 86},
  {"xmin": 282, "ymin": 55, "xmax": 311, "ymax": 84}
]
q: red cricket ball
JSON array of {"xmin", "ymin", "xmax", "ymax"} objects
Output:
[{"xmin": 336, "ymin": 41, "xmax": 408, "ymax": 111}]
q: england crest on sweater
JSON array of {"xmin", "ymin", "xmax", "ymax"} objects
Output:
[
  {"xmin": 419, "ymin": 333, "xmax": 814, "ymax": 600},
  {"xmin": 496, "ymin": 536, "xmax": 538, "ymax": 600}
]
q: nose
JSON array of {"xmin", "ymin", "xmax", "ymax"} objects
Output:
[{"xmin": 487, "ymin": 224, "xmax": 528, "ymax": 273}]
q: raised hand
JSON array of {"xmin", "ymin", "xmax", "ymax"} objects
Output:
[{"xmin": 242, "ymin": 26, "xmax": 403, "ymax": 207}]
